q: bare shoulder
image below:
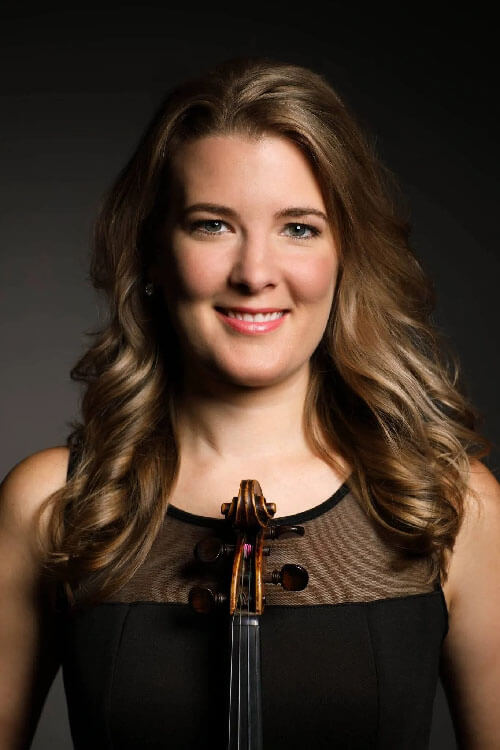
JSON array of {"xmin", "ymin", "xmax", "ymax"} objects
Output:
[
  {"xmin": 0, "ymin": 446, "xmax": 71, "ymax": 545},
  {"xmin": 1, "ymin": 445, "xmax": 70, "ymax": 492},
  {"xmin": 440, "ymin": 458, "xmax": 500, "ymax": 748},
  {"xmin": 2, "ymin": 445, "xmax": 70, "ymax": 490},
  {"xmin": 0, "ymin": 449, "xmax": 71, "ymax": 745},
  {"xmin": 443, "ymin": 458, "xmax": 500, "ymax": 609}
]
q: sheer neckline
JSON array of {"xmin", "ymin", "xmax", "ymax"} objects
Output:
[{"xmin": 166, "ymin": 477, "xmax": 352, "ymax": 528}]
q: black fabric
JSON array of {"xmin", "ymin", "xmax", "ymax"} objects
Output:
[
  {"xmin": 61, "ymin": 594, "xmax": 446, "ymax": 749},
  {"xmin": 60, "ymin": 446, "xmax": 449, "ymax": 749}
]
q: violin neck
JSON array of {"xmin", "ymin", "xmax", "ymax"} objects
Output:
[{"xmin": 227, "ymin": 613, "xmax": 263, "ymax": 750}]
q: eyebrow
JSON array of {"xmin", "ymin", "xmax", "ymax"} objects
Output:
[{"xmin": 181, "ymin": 202, "xmax": 328, "ymax": 222}]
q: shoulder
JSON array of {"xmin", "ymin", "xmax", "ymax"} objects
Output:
[
  {"xmin": 0, "ymin": 447, "xmax": 71, "ymax": 744},
  {"xmin": 0, "ymin": 446, "xmax": 71, "ymax": 546},
  {"xmin": 444, "ymin": 458, "xmax": 500, "ymax": 611},
  {"xmin": 439, "ymin": 458, "xmax": 500, "ymax": 746},
  {"xmin": 1, "ymin": 445, "xmax": 70, "ymax": 503}
]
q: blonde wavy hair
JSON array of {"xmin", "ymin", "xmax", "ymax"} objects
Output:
[{"xmin": 36, "ymin": 55, "xmax": 492, "ymax": 609}]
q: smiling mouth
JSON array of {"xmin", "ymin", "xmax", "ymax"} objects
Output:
[
  {"xmin": 214, "ymin": 307, "xmax": 289, "ymax": 335},
  {"xmin": 215, "ymin": 307, "xmax": 288, "ymax": 321}
]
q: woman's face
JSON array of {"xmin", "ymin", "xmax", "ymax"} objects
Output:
[{"xmin": 153, "ymin": 132, "xmax": 339, "ymax": 389}]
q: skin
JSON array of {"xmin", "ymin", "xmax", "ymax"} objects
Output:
[
  {"xmin": 149, "ymin": 133, "xmax": 349, "ymax": 507},
  {"xmin": 156, "ymin": 132, "xmax": 338, "ymax": 393}
]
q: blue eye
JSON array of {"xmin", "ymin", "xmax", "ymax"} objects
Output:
[
  {"xmin": 283, "ymin": 223, "xmax": 320, "ymax": 239},
  {"xmin": 189, "ymin": 219, "xmax": 321, "ymax": 240},
  {"xmin": 190, "ymin": 219, "xmax": 229, "ymax": 234}
]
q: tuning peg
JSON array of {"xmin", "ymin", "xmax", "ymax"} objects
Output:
[
  {"xmin": 221, "ymin": 498, "xmax": 276, "ymax": 517},
  {"xmin": 264, "ymin": 563, "xmax": 309, "ymax": 591},
  {"xmin": 193, "ymin": 536, "xmax": 234, "ymax": 563},
  {"xmin": 264, "ymin": 524, "xmax": 305, "ymax": 540},
  {"xmin": 221, "ymin": 498, "xmax": 237, "ymax": 516},
  {"xmin": 188, "ymin": 585, "xmax": 227, "ymax": 614}
]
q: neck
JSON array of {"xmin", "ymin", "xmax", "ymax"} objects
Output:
[{"xmin": 174, "ymin": 361, "xmax": 315, "ymax": 464}]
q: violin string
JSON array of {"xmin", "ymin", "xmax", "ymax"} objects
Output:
[
  {"xmin": 247, "ymin": 540, "xmax": 252, "ymax": 748},
  {"xmin": 238, "ymin": 536, "xmax": 246, "ymax": 749},
  {"xmin": 228, "ymin": 611, "xmax": 234, "ymax": 750}
]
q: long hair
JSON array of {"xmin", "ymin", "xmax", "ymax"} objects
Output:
[{"xmin": 35, "ymin": 55, "xmax": 492, "ymax": 609}]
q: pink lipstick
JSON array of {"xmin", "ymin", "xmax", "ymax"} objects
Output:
[{"xmin": 215, "ymin": 307, "xmax": 288, "ymax": 335}]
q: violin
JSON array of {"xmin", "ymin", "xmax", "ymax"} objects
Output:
[{"xmin": 188, "ymin": 479, "xmax": 309, "ymax": 749}]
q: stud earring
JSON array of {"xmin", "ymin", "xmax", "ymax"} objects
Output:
[{"xmin": 145, "ymin": 282, "xmax": 154, "ymax": 296}]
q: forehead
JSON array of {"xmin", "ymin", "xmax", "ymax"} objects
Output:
[{"xmin": 168, "ymin": 133, "xmax": 325, "ymax": 206}]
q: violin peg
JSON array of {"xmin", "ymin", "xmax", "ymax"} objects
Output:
[
  {"xmin": 264, "ymin": 524, "xmax": 305, "ymax": 540},
  {"xmin": 221, "ymin": 497, "xmax": 238, "ymax": 517},
  {"xmin": 264, "ymin": 563, "xmax": 309, "ymax": 591},
  {"xmin": 194, "ymin": 536, "xmax": 234, "ymax": 563},
  {"xmin": 281, "ymin": 563, "xmax": 308, "ymax": 591},
  {"xmin": 188, "ymin": 585, "xmax": 227, "ymax": 614}
]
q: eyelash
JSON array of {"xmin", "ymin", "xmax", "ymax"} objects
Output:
[{"xmin": 189, "ymin": 219, "xmax": 321, "ymax": 240}]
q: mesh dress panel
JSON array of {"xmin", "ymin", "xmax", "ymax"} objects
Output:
[{"xmin": 106, "ymin": 485, "xmax": 437, "ymax": 607}]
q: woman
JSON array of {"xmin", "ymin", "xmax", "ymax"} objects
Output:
[{"xmin": 1, "ymin": 56, "xmax": 499, "ymax": 749}]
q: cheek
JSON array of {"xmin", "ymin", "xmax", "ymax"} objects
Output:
[
  {"xmin": 290, "ymin": 253, "xmax": 338, "ymax": 303},
  {"xmin": 167, "ymin": 247, "xmax": 226, "ymax": 300}
]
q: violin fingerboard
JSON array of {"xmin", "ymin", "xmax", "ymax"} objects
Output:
[{"xmin": 227, "ymin": 614, "xmax": 263, "ymax": 750}]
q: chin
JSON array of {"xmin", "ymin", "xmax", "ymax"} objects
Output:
[{"xmin": 218, "ymin": 363, "xmax": 296, "ymax": 388}]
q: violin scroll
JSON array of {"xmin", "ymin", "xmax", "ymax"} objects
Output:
[
  {"xmin": 188, "ymin": 479, "xmax": 309, "ymax": 616},
  {"xmin": 220, "ymin": 480, "xmax": 276, "ymax": 530}
]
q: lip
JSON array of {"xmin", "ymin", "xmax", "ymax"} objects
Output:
[
  {"xmin": 215, "ymin": 308, "xmax": 288, "ymax": 335},
  {"xmin": 215, "ymin": 306, "xmax": 289, "ymax": 314}
]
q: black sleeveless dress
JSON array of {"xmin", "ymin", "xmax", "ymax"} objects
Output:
[{"xmin": 59, "ymin": 445, "xmax": 448, "ymax": 749}]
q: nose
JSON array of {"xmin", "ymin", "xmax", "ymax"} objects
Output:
[{"xmin": 228, "ymin": 232, "xmax": 280, "ymax": 294}]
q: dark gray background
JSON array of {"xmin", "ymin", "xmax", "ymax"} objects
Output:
[{"xmin": 1, "ymin": 2, "xmax": 498, "ymax": 747}]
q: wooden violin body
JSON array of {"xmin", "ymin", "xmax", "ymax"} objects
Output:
[{"xmin": 188, "ymin": 480, "xmax": 309, "ymax": 749}]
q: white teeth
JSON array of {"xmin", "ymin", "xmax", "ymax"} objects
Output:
[{"xmin": 225, "ymin": 310, "xmax": 284, "ymax": 321}]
